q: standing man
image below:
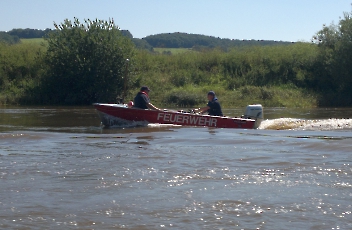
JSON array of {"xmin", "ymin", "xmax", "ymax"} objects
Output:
[
  {"xmin": 194, "ymin": 91, "xmax": 223, "ymax": 116},
  {"xmin": 133, "ymin": 86, "xmax": 162, "ymax": 111}
]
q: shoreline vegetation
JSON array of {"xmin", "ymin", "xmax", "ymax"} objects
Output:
[
  {"xmin": 0, "ymin": 40, "xmax": 319, "ymax": 108},
  {"xmin": 131, "ymin": 45, "xmax": 319, "ymax": 108},
  {"xmin": 1, "ymin": 11, "xmax": 352, "ymax": 108}
]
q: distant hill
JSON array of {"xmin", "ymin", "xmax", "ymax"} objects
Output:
[
  {"xmin": 140, "ymin": 32, "xmax": 293, "ymax": 49},
  {"xmin": 120, "ymin": 30, "xmax": 153, "ymax": 51},
  {"xmin": 7, "ymin": 28, "xmax": 52, "ymax": 39},
  {"xmin": 1, "ymin": 28, "xmax": 293, "ymax": 50}
]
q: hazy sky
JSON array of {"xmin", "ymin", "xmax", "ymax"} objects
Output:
[{"xmin": 1, "ymin": 0, "xmax": 351, "ymax": 42}]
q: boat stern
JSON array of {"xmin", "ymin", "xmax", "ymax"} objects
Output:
[{"xmin": 242, "ymin": 104, "xmax": 264, "ymax": 129}]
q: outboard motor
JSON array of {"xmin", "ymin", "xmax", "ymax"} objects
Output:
[{"xmin": 242, "ymin": 104, "xmax": 263, "ymax": 129}]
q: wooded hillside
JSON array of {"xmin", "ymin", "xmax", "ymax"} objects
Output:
[
  {"xmin": 1, "ymin": 28, "xmax": 291, "ymax": 50},
  {"xmin": 142, "ymin": 32, "xmax": 291, "ymax": 49}
]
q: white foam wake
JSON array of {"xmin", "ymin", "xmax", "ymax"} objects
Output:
[{"xmin": 259, "ymin": 118, "xmax": 352, "ymax": 131}]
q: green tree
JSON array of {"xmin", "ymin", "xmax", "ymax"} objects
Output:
[
  {"xmin": 42, "ymin": 17, "xmax": 135, "ymax": 105},
  {"xmin": 313, "ymin": 9, "xmax": 352, "ymax": 106},
  {"xmin": 0, "ymin": 32, "xmax": 20, "ymax": 44}
]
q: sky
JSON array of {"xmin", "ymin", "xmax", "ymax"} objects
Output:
[{"xmin": 1, "ymin": 0, "xmax": 351, "ymax": 42}]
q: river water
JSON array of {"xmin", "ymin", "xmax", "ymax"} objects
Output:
[{"xmin": 0, "ymin": 106, "xmax": 352, "ymax": 229}]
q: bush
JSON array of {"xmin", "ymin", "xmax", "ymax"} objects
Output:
[{"xmin": 42, "ymin": 18, "xmax": 135, "ymax": 105}]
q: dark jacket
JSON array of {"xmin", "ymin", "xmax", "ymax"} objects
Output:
[
  {"xmin": 207, "ymin": 98, "xmax": 223, "ymax": 116},
  {"xmin": 133, "ymin": 92, "xmax": 150, "ymax": 109}
]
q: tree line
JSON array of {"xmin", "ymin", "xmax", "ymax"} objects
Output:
[
  {"xmin": 0, "ymin": 32, "xmax": 20, "ymax": 44},
  {"xmin": 7, "ymin": 28, "xmax": 52, "ymax": 39},
  {"xmin": 143, "ymin": 32, "xmax": 292, "ymax": 50},
  {"xmin": 1, "ymin": 9, "xmax": 352, "ymax": 107},
  {"xmin": 1, "ymin": 28, "xmax": 292, "ymax": 50}
]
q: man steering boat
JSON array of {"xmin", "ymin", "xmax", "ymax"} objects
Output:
[{"xmin": 194, "ymin": 91, "xmax": 223, "ymax": 116}]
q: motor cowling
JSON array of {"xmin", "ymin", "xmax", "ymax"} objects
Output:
[{"xmin": 242, "ymin": 104, "xmax": 263, "ymax": 129}]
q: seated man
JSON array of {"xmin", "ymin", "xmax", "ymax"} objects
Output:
[
  {"xmin": 194, "ymin": 91, "xmax": 223, "ymax": 116},
  {"xmin": 133, "ymin": 86, "xmax": 162, "ymax": 111}
]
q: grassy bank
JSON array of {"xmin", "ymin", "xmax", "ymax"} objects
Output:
[
  {"xmin": 128, "ymin": 45, "xmax": 320, "ymax": 108},
  {"xmin": 153, "ymin": 47, "xmax": 194, "ymax": 54},
  {"xmin": 0, "ymin": 41, "xmax": 46, "ymax": 105},
  {"xmin": 125, "ymin": 85, "xmax": 318, "ymax": 108},
  {"xmin": 1, "ymin": 39, "xmax": 320, "ymax": 107},
  {"xmin": 20, "ymin": 38, "xmax": 47, "ymax": 45}
]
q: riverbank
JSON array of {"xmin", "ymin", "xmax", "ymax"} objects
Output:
[
  {"xmin": 121, "ymin": 85, "xmax": 318, "ymax": 108},
  {"xmin": 0, "ymin": 40, "xmax": 331, "ymax": 108}
]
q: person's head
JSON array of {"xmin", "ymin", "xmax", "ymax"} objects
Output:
[
  {"xmin": 140, "ymin": 86, "xmax": 150, "ymax": 93},
  {"xmin": 207, "ymin": 91, "xmax": 216, "ymax": 101}
]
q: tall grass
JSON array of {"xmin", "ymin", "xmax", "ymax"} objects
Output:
[
  {"xmin": 1, "ymin": 40, "xmax": 320, "ymax": 107},
  {"xmin": 0, "ymin": 42, "xmax": 46, "ymax": 105},
  {"xmin": 153, "ymin": 47, "xmax": 194, "ymax": 54},
  {"xmin": 131, "ymin": 45, "xmax": 319, "ymax": 108},
  {"xmin": 20, "ymin": 38, "xmax": 47, "ymax": 46}
]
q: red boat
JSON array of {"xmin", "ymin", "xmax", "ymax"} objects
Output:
[{"xmin": 93, "ymin": 103, "xmax": 263, "ymax": 129}]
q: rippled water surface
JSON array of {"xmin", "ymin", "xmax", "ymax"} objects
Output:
[{"xmin": 0, "ymin": 106, "xmax": 352, "ymax": 229}]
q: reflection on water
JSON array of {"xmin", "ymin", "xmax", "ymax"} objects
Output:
[{"xmin": 0, "ymin": 106, "xmax": 352, "ymax": 229}]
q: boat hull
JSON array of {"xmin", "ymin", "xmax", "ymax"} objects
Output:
[{"xmin": 93, "ymin": 103, "xmax": 258, "ymax": 129}]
